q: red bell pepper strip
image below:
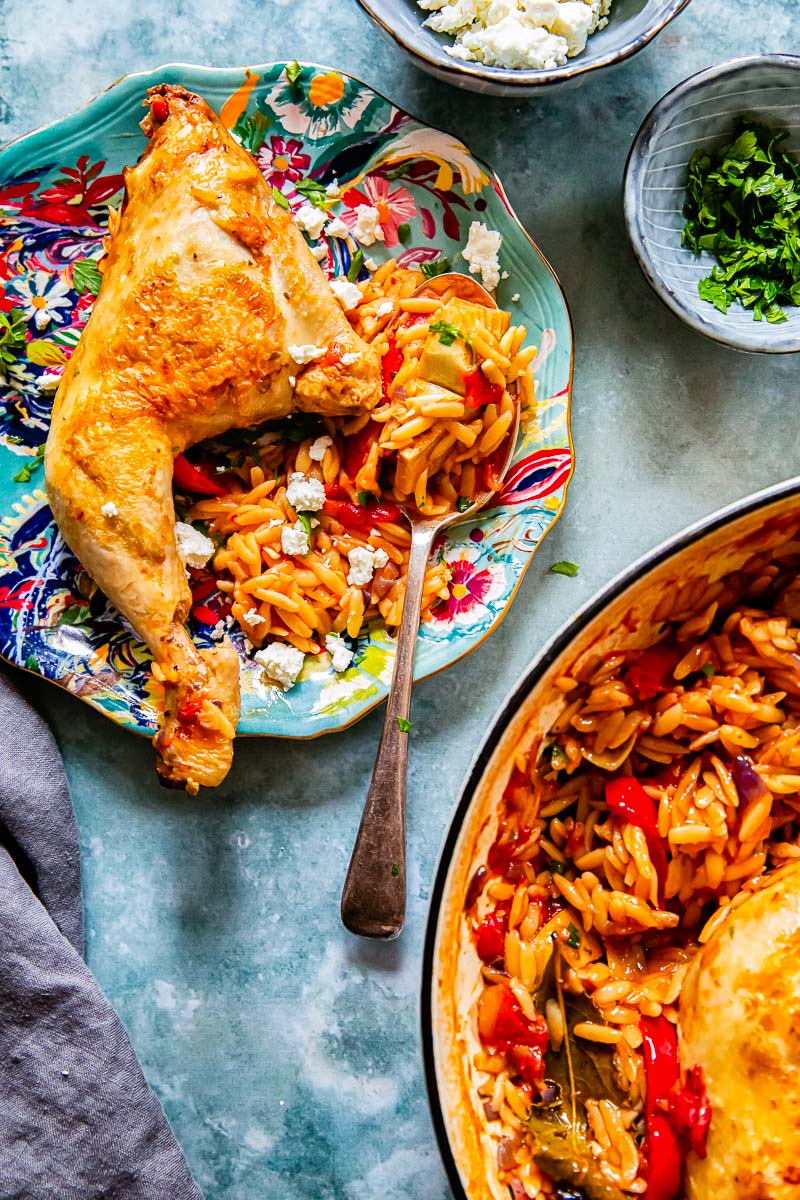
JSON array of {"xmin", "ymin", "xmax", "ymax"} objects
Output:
[
  {"xmin": 342, "ymin": 420, "xmax": 379, "ymax": 480},
  {"xmin": 173, "ymin": 453, "xmax": 226, "ymax": 496},
  {"xmin": 627, "ymin": 645, "xmax": 682, "ymax": 700},
  {"xmin": 605, "ymin": 777, "xmax": 668, "ymax": 903},
  {"xmin": 479, "ymin": 982, "xmax": 549, "ymax": 1054},
  {"xmin": 640, "ymin": 1016, "xmax": 683, "ymax": 1200},
  {"xmin": 464, "ymin": 369, "xmax": 504, "ymax": 410},
  {"xmin": 668, "ymin": 1065, "xmax": 711, "ymax": 1159},
  {"xmin": 474, "ymin": 904, "xmax": 509, "ymax": 963},
  {"xmin": 381, "ymin": 334, "xmax": 404, "ymax": 398},
  {"xmin": 322, "ymin": 493, "xmax": 402, "ymax": 534}
]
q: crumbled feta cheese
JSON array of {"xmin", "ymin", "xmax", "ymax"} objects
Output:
[
  {"xmin": 289, "ymin": 343, "xmax": 327, "ymax": 365},
  {"xmin": 364, "ymin": 256, "xmax": 379, "ymax": 271},
  {"xmin": 243, "ymin": 607, "xmax": 267, "ymax": 627},
  {"xmin": 501, "ymin": 270, "xmax": 510, "ymax": 280},
  {"xmin": 511, "ymin": 292, "xmax": 520, "ymax": 302},
  {"xmin": 100, "ymin": 501, "xmax": 118, "ymax": 518},
  {"xmin": 347, "ymin": 544, "xmax": 389, "ymax": 587},
  {"xmin": 288, "ymin": 375, "xmax": 297, "ymax": 388},
  {"xmin": 340, "ymin": 351, "xmax": 360, "ymax": 366},
  {"xmin": 325, "ymin": 633, "xmax": 354, "ymax": 673},
  {"xmin": 255, "ymin": 642, "xmax": 305, "ymax": 689},
  {"xmin": 461, "ymin": 221, "xmax": 502, "ymax": 292},
  {"xmin": 417, "ymin": 0, "xmax": 610, "ymax": 70},
  {"xmin": 311, "ymin": 243, "xmax": 328, "ymax": 260},
  {"xmin": 281, "ymin": 520, "xmax": 311, "ymax": 556},
  {"xmin": 286, "ymin": 472, "xmax": 326, "ymax": 512},
  {"xmin": 38, "ymin": 370, "xmax": 62, "ymax": 392},
  {"xmin": 174, "ymin": 521, "xmax": 215, "ymax": 569},
  {"xmin": 294, "ymin": 202, "xmax": 327, "ymax": 240},
  {"xmin": 376, "ymin": 299, "xmax": 394, "ymax": 317},
  {"xmin": 329, "ymin": 277, "xmax": 363, "ymax": 311},
  {"xmin": 352, "ymin": 205, "xmax": 385, "ymax": 247},
  {"xmin": 309, "ymin": 435, "xmax": 333, "ymax": 461},
  {"xmin": 210, "ymin": 620, "xmax": 226, "ymax": 641},
  {"xmin": 268, "ymin": 517, "xmax": 284, "ymax": 528},
  {"xmin": 325, "ymin": 181, "xmax": 341, "ymax": 197},
  {"xmin": 325, "ymin": 216, "xmax": 349, "ymax": 239}
]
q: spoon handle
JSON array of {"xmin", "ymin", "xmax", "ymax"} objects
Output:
[{"xmin": 341, "ymin": 521, "xmax": 438, "ymax": 939}]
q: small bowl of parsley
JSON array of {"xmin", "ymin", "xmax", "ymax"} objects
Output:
[{"xmin": 624, "ymin": 54, "xmax": 800, "ymax": 353}]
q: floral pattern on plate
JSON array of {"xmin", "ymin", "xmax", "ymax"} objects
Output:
[{"xmin": 0, "ymin": 61, "xmax": 574, "ymax": 738}]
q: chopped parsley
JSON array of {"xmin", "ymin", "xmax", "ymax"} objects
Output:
[
  {"xmin": 294, "ymin": 176, "xmax": 329, "ymax": 210},
  {"xmin": 272, "ymin": 185, "xmax": 290, "ymax": 210},
  {"xmin": 396, "ymin": 716, "xmax": 412, "ymax": 732},
  {"xmin": 347, "ymin": 250, "xmax": 364, "ymax": 283},
  {"xmin": 429, "ymin": 319, "xmax": 465, "ymax": 347},
  {"xmin": 296, "ymin": 512, "xmax": 314, "ymax": 539},
  {"xmin": 566, "ymin": 922, "xmax": 581, "ymax": 949},
  {"xmin": 700, "ymin": 662, "xmax": 715, "ymax": 677},
  {"xmin": 13, "ymin": 443, "xmax": 45, "ymax": 484},
  {"xmin": 0, "ymin": 308, "xmax": 26, "ymax": 372},
  {"xmin": 456, "ymin": 496, "xmax": 471, "ymax": 513},
  {"xmin": 549, "ymin": 742, "xmax": 569, "ymax": 770},
  {"xmin": 548, "ymin": 860, "xmax": 567, "ymax": 876},
  {"xmin": 72, "ymin": 257, "xmax": 103, "ymax": 297},
  {"xmin": 356, "ymin": 490, "xmax": 376, "ymax": 507},
  {"xmin": 391, "ymin": 863, "xmax": 399, "ymax": 877},
  {"xmin": 421, "ymin": 258, "xmax": 450, "ymax": 279},
  {"xmin": 550, "ymin": 560, "xmax": 579, "ymax": 577},
  {"xmin": 682, "ymin": 121, "xmax": 800, "ymax": 323}
]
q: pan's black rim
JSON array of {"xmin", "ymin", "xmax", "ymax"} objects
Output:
[{"xmin": 420, "ymin": 473, "xmax": 800, "ymax": 1200}]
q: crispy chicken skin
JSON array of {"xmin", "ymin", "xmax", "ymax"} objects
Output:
[
  {"xmin": 679, "ymin": 866, "xmax": 800, "ymax": 1199},
  {"xmin": 44, "ymin": 84, "xmax": 381, "ymax": 792}
]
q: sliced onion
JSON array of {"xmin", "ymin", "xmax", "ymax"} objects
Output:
[
  {"xmin": 482, "ymin": 1099, "xmax": 500, "ymax": 1121},
  {"xmin": 732, "ymin": 754, "xmax": 770, "ymax": 804},
  {"xmin": 497, "ymin": 1139, "xmax": 518, "ymax": 1171}
]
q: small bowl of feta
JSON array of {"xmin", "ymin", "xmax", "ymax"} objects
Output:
[{"xmin": 355, "ymin": 0, "xmax": 692, "ymax": 95}]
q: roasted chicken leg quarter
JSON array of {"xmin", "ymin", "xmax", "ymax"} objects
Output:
[{"xmin": 45, "ymin": 84, "xmax": 381, "ymax": 792}]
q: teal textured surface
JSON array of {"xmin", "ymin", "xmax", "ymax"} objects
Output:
[{"xmin": 1, "ymin": 1, "xmax": 798, "ymax": 1198}]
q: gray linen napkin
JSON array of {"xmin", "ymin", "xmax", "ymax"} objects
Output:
[{"xmin": 0, "ymin": 672, "xmax": 204, "ymax": 1200}]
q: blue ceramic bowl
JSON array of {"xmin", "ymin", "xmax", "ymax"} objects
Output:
[
  {"xmin": 355, "ymin": 0, "xmax": 691, "ymax": 96},
  {"xmin": 625, "ymin": 55, "xmax": 800, "ymax": 354}
]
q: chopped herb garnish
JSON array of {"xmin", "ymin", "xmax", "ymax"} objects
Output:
[
  {"xmin": 682, "ymin": 121, "xmax": 800, "ymax": 323},
  {"xmin": 5, "ymin": 435, "xmax": 22, "ymax": 445},
  {"xmin": 391, "ymin": 862, "xmax": 399, "ymax": 877},
  {"xmin": 294, "ymin": 176, "xmax": 329, "ymax": 209},
  {"xmin": 347, "ymin": 250, "xmax": 364, "ymax": 283},
  {"xmin": 296, "ymin": 512, "xmax": 314, "ymax": 539},
  {"xmin": 429, "ymin": 319, "xmax": 465, "ymax": 347},
  {"xmin": 548, "ymin": 860, "xmax": 567, "ymax": 876},
  {"xmin": 567, "ymin": 922, "xmax": 581, "ymax": 949},
  {"xmin": 396, "ymin": 716, "xmax": 412, "ymax": 732},
  {"xmin": 72, "ymin": 258, "xmax": 103, "ymax": 297},
  {"xmin": 397, "ymin": 222, "xmax": 411, "ymax": 244},
  {"xmin": 13, "ymin": 443, "xmax": 45, "ymax": 484},
  {"xmin": 550, "ymin": 560, "xmax": 579, "ymax": 577},
  {"xmin": 0, "ymin": 307, "xmax": 26, "ymax": 372},
  {"xmin": 701, "ymin": 662, "xmax": 715, "ymax": 677},
  {"xmin": 549, "ymin": 742, "xmax": 569, "ymax": 770},
  {"xmin": 356, "ymin": 490, "xmax": 376, "ymax": 507},
  {"xmin": 285, "ymin": 60, "xmax": 302, "ymax": 90},
  {"xmin": 272, "ymin": 185, "xmax": 290, "ymax": 210},
  {"xmin": 421, "ymin": 257, "xmax": 450, "ymax": 279},
  {"xmin": 456, "ymin": 496, "xmax": 471, "ymax": 513}
]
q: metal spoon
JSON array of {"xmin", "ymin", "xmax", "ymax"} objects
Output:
[{"xmin": 340, "ymin": 273, "xmax": 522, "ymax": 940}]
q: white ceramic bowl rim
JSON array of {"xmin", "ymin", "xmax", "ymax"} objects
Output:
[
  {"xmin": 357, "ymin": 0, "xmax": 692, "ymax": 89},
  {"xmin": 624, "ymin": 52, "xmax": 800, "ymax": 354},
  {"xmin": 420, "ymin": 471, "xmax": 800, "ymax": 1199}
]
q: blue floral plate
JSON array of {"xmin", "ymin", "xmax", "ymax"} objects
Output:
[{"xmin": 0, "ymin": 62, "xmax": 574, "ymax": 739}]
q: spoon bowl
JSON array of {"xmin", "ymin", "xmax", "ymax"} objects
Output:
[{"xmin": 340, "ymin": 273, "xmax": 522, "ymax": 940}]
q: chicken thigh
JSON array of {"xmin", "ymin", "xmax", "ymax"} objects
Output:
[{"xmin": 45, "ymin": 83, "xmax": 381, "ymax": 792}]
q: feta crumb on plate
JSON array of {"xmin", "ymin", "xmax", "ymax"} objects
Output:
[
  {"xmin": 417, "ymin": 0, "xmax": 611, "ymax": 70},
  {"xmin": 243, "ymin": 607, "xmax": 267, "ymax": 627},
  {"xmin": 352, "ymin": 205, "xmax": 385, "ymax": 247},
  {"xmin": 325, "ymin": 633, "xmax": 354, "ymax": 673},
  {"xmin": 174, "ymin": 521, "xmax": 215, "ymax": 569},
  {"xmin": 364, "ymin": 256, "xmax": 379, "ymax": 271},
  {"xmin": 461, "ymin": 220, "xmax": 502, "ymax": 292},
  {"xmin": 325, "ymin": 216, "xmax": 349, "ymax": 239},
  {"xmin": 311, "ymin": 243, "xmax": 328, "ymax": 260},
  {"xmin": 100, "ymin": 501, "xmax": 118, "ymax": 518},
  {"xmin": 340, "ymin": 351, "xmax": 360, "ymax": 366},
  {"xmin": 210, "ymin": 620, "xmax": 226, "ymax": 641},
  {"xmin": 511, "ymin": 292, "xmax": 520, "ymax": 302},
  {"xmin": 346, "ymin": 544, "xmax": 390, "ymax": 587},
  {"xmin": 294, "ymin": 202, "xmax": 327, "ymax": 240},
  {"xmin": 329, "ymin": 277, "xmax": 363, "ymax": 311},
  {"xmin": 286, "ymin": 472, "xmax": 326, "ymax": 512},
  {"xmin": 255, "ymin": 642, "xmax": 305, "ymax": 689},
  {"xmin": 281, "ymin": 520, "xmax": 311, "ymax": 557},
  {"xmin": 288, "ymin": 343, "xmax": 327, "ymax": 365},
  {"xmin": 309, "ymin": 435, "xmax": 333, "ymax": 461}
]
